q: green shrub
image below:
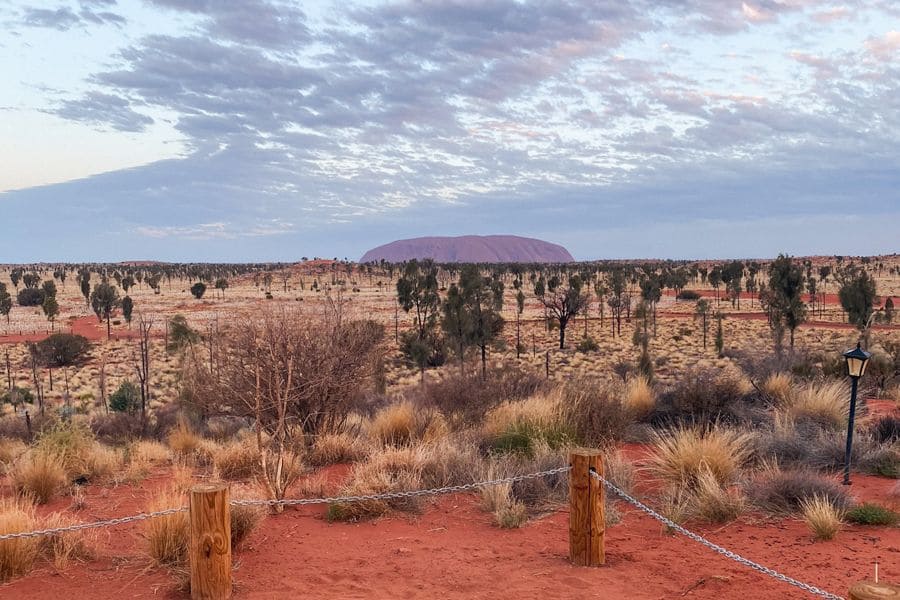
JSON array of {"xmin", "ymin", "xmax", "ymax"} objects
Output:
[
  {"xmin": 167, "ymin": 315, "xmax": 200, "ymax": 351},
  {"xmin": 109, "ymin": 381, "xmax": 141, "ymax": 414},
  {"xmin": 190, "ymin": 282, "xmax": 206, "ymax": 299},
  {"xmin": 33, "ymin": 334, "xmax": 91, "ymax": 367},
  {"xmin": 0, "ymin": 387, "xmax": 34, "ymax": 408},
  {"xmin": 845, "ymin": 503, "xmax": 899, "ymax": 526},
  {"xmin": 16, "ymin": 288, "xmax": 44, "ymax": 307},
  {"xmin": 676, "ymin": 290, "xmax": 701, "ymax": 301}
]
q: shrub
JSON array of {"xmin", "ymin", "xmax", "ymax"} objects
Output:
[
  {"xmin": 35, "ymin": 422, "xmax": 117, "ymax": 482},
  {"xmin": 0, "ymin": 387, "xmax": 34, "ymax": 408},
  {"xmin": 109, "ymin": 380, "xmax": 141, "ymax": 414},
  {"xmin": 872, "ymin": 415, "xmax": 900, "ymax": 444},
  {"xmin": 676, "ymin": 290, "xmax": 701, "ymax": 300},
  {"xmin": 647, "ymin": 426, "xmax": 753, "ymax": 488},
  {"xmin": 653, "ymin": 369, "xmax": 756, "ymax": 427},
  {"xmin": 190, "ymin": 282, "xmax": 206, "ymax": 299},
  {"xmin": 800, "ymin": 496, "xmax": 843, "ymax": 541},
  {"xmin": 623, "ymin": 375, "xmax": 655, "ymax": 420},
  {"xmin": 10, "ymin": 452, "xmax": 67, "ymax": 504},
  {"xmin": 480, "ymin": 478, "xmax": 527, "ymax": 528},
  {"xmin": 576, "ymin": 336, "xmax": 599, "ymax": 353},
  {"xmin": 32, "ymin": 334, "xmax": 91, "ymax": 367},
  {"xmin": 845, "ymin": 503, "xmax": 899, "ymax": 526},
  {"xmin": 484, "ymin": 390, "xmax": 573, "ymax": 455},
  {"xmin": 749, "ymin": 466, "xmax": 851, "ymax": 515},
  {"xmin": 16, "ymin": 287, "xmax": 44, "ymax": 307},
  {"xmin": 167, "ymin": 315, "xmax": 200, "ymax": 351},
  {"xmin": 145, "ymin": 488, "xmax": 189, "ymax": 565},
  {"xmin": 566, "ymin": 379, "xmax": 634, "ymax": 445},
  {"xmin": 0, "ymin": 499, "xmax": 39, "ymax": 581},
  {"xmin": 328, "ymin": 449, "xmax": 425, "ymax": 521}
]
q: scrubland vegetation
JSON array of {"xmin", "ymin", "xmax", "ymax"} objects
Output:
[{"xmin": 0, "ymin": 255, "xmax": 897, "ymax": 590}]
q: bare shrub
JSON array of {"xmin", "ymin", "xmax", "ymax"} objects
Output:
[
  {"xmin": 230, "ymin": 503, "xmax": 265, "ymax": 549},
  {"xmin": 565, "ymin": 378, "xmax": 633, "ymax": 445},
  {"xmin": 749, "ymin": 465, "xmax": 851, "ymax": 515},
  {"xmin": 653, "ymin": 369, "xmax": 760, "ymax": 427}
]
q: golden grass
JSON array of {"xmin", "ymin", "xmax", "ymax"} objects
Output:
[
  {"xmin": 39, "ymin": 513, "xmax": 96, "ymax": 569},
  {"xmin": 647, "ymin": 426, "xmax": 754, "ymax": 488},
  {"xmin": 689, "ymin": 468, "xmax": 745, "ymax": 523},
  {"xmin": 308, "ymin": 433, "xmax": 372, "ymax": 466},
  {"xmin": 145, "ymin": 488, "xmax": 188, "ymax": 566},
  {"xmin": 130, "ymin": 440, "xmax": 171, "ymax": 465},
  {"xmin": 762, "ymin": 372, "xmax": 793, "ymax": 402},
  {"xmin": 368, "ymin": 402, "xmax": 449, "ymax": 446},
  {"xmin": 483, "ymin": 389, "xmax": 567, "ymax": 439},
  {"xmin": 0, "ymin": 438, "xmax": 26, "ymax": 466},
  {"xmin": 34, "ymin": 422, "xmax": 118, "ymax": 482},
  {"xmin": 212, "ymin": 440, "xmax": 259, "ymax": 481},
  {"xmin": 623, "ymin": 375, "xmax": 655, "ymax": 419},
  {"xmin": 10, "ymin": 451, "xmax": 68, "ymax": 504},
  {"xmin": 785, "ymin": 380, "xmax": 849, "ymax": 429},
  {"xmin": 167, "ymin": 420, "xmax": 204, "ymax": 457},
  {"xmin": 800, "ymin": 495, "xmax": 844, "ymax": 541},
  {"xmin": 0, "ymin": 499, "xmax": 39, "ymax": 582}
]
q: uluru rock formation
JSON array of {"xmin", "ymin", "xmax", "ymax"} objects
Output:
[{"xmin": 360, "ymin": 235, "xmax": 574, "ymax": 263}]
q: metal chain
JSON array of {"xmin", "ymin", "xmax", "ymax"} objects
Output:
[
  {"xmin": 591, "ymin": 471, "xmax": 844, "ymax": 600},
  {"xmin": 231, "ymin": 465, "xmax": 572, "ymax": 508},
  {"xmin": 0, "ymin": 466, "xmax": 569, "ymax": 542},
  {"xmin": 0, "ymin": 506, "xmax": 188, "ymax": 542}
]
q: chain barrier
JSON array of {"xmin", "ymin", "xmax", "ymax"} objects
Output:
[
  {"xmin": 591, "ymin": 470, "xmax": 844, "ymax": 600},
  {"xmin": 0, "ymin": 506, "xmax": 188, "ymax": 542},
  {"xmin": 0, "ymin": 466, "xmax": 570, "ymax": 542},
  {"xmin": 231, "ymin": 465, "xmax": 572, "ymax": 508}
]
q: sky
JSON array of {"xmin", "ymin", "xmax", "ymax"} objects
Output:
[{"xmin": 1, "ymin": 0, "xmax": 899, "ymax": 263}]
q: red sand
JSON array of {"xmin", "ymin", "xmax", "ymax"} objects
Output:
[{"xmin": 1, "ymin": 470, "xmax": 897, "ymax": 600}]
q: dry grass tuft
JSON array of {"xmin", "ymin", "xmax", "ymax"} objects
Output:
[
  {"xmin": 368, "ymin": 402, "xmax": 448, "ymax": 447},
  {"xmin": 0, "ymin": 438, "xmax": 27, "ymax": 466},
  {"xmin": 623, "ymin": 375, "xmax": 655, "ymax": 419},
  {"xmin": 689, "ymin": 468, "xmax": 745, "ymax": 523},
  {"xmin": 130, "ymin": 440, "xmax": 171, "ymax": 465},
  {"xmin": 230, "ymin": 503, "xmax": 265, "ymax": 549},
  {"xmin": 800, "ymin": 495, "xmax": 844, "ymax": 541},
  {"xmin": 39, "ymin": 513, "xmax": 96, "ymax": 569},
  {"xmin": 647, "ymin": 426, "xmax": 754, "ymax": 488},
  {"xmin": 10, "ymin": 451, "xmax": 68, "ymax": 504},
  {"xmin": 145, "ymin": 488, "xmax": 188, "ymax": 566},
  {"xmin": 0, "ymin": 499, "xmax": 39, "ymax": 582},
  {"xmin": 762, "ymin": 372, "xmax": 793, "ymax": 402},
  {"xmin": 783, "ymin": 380, "xmax": 849, "ymax": 429},
  {"xmin": 167, "ymin": 420, "xmax": 204, "ymax": 457},
  {"xmin": 308, "ymin": 433, "xmax": 372, "ymax": 466},
  {"xmin": 212, "ymin": 440, "xmax": 259, "ymax": 481}
]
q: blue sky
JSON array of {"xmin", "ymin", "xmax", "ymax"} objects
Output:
[{"xmin": 1, "ymin": 0, "xmax": 899, "ymax": 262}]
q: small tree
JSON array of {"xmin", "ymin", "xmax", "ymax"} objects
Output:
[
  {"xmin": 121, "ymin": 275, "xmax": 135, "ymax": 293},
  {"xmin": 760, "ymin": 255, "xmax": 806, "ymax": 350},
  {"xmin": 837, "ymin": 265, "xmax": 877, "ymax": 333},
  {"xmin": 0, "ymin": 283, "xmax": 11, "ymax": 325},
  {"xmin": 122, "ymin": 296, "xmax": 134, "ymax": 326},
  {"xmin": 715, "ymin": 311, "xmax": 725, "ymax": 357},
  {"xmin": 535, "ymin": 274, "xmax": 589, "ymax": 349},
  {"xmin": 515, "ymin": 288, "xmax": 525, "ymax": 358},
  {"xmin": 884, "ymin": 297, "xmax": 895, "ymax": 324},
  {"xmin": 90, "ymin": 282, "xmax": 121, "ymax": 339},
  {"xmin": 215, "ymin": 278, "xmax": 229, "ymax": 297},
  {"xmin": 41, "ymin": 294, "xmax": 59, "ymax": 330},
  {"xmin": 168, "ymin": 314, "xmax": 200, "ymax": 352},
  {"xmin": 109, "ymin": 380, "xmax": 140, "ymax": 414},
  {"xmin": 190, "ymin": 282, "xmax": 207, "ymax": 299},
  {"xmin": 694, "ymin": 298, "xmax": 711, "ymax": 349}
]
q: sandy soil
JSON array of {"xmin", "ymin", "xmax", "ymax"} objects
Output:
[{"xmin": 0, "ymin": 467, "xmax": 897, "ymax": 600}]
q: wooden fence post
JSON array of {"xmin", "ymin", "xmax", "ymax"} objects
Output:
[
  {"xmin": 190, "ymin": 483, "xmax": 232, "ymax": 600},
  {"xmin": 569, "ymin": 449, "xmax": 604, "ymax": 566},
  {"xmin": 849, "ymin": 581, "xmax": 900, "ymax": 599}
]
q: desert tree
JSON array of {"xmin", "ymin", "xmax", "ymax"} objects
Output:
[
  {"xmin": 694, "ymin": 298, "xmax": 711, "ymax": 349},
  {"xmin": 397, "ymin": 259, "xmax": 442, "ymax": 379},
  {"xmin": 10, "ymin": 269, "xmax": 22, "ymax": 291},
  {"xmin": 78, "ymin": 271, "xmax": 91, "ymax": 306},
  {"xmin": 837, "ymin": 265, "xmax": 878, "ymax": 344},
  {"xmin": 215, "ymin": 278, "xmax": 229, "ymax": 297},
  {"xmin": 714, "ymin": 310, "xmax": 725, "ymax": 357},
  {"xmin": 515, "ymin": 287, "xmax": 525, "ymax": 359},
  {"xmin": 708, "ymin": 266, "xmax": 723, "ymax": 303},
  {"xmin": 883, "ymin": 297, "xmax": 894, "ymax": 324},
  {"xmin": 606, "ymin": 268, "xmax": 627, "ymax": 337},
  {"xmin": 632, "ymin": 299, "xmax": 653, "ymax": 380},
  {"xmin": 133, "ymin": 314, "xmax": 153, "ymax": 429},
  {"xmin": 441, "ymin": 282, "xmax": 471, "ymax": 374},
  {"xmin": 121, "ymin": 275, "xmax": 135, "ymax": 293},
  {"xmin": 90, "ymin": 281, "xmax": 121, "ymax": 339},
  {"xmin": 639, "ymin": 275, "xmax": 661, "ymax": 337},
  {"xmin": 534, "ymin": 273, "xmax": 589, "ymax": 349},
  {"xmin": 122, "ymin": 296, "xmax": 134, "ymax": 326},
  {"xmin": 449, "ymin": 265, "xmax": 504, "ymax": 378},
  {"xmin": 593, "ymin": 278, "xmax": 608, "ymax": 329},
  {"xmin": 41, "ymin": 294, "xmax": 59, "ymax": 330},
  {"xmin": 759, "ymin": 254, "xmax": 806, "ymax": 351},
  {"xmin": 0, "ymin": 283, "xmax": 11, "ymax": 325}
]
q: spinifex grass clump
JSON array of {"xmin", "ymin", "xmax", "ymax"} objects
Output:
[
  {"xmin": 10, "ymin": 451, "xmax": 67, "ymax": 504},
  {"xmin": 800, "ymin": 496, "xmax": 844, "ymax": 541},
  {"xmin": 0, "ymin": 499, "xmax": 39, "ymax": 582},
  {"xmin": 647, "ymin": 426, "xmax": 753, "ymax": 487}
]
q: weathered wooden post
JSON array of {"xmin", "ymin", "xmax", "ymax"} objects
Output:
[
  {"xmin": 569, "ymin": 449, "xmax": 604, "ymax": 566},
  {"xmin": 849, "ymin": 581, "xmax": 900, "ymax": 599},
  {"xmin": 189, "ymin": 483, "xmax": 232, "ymax": 600}
]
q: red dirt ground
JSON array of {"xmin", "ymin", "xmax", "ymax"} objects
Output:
[{"xmin": 1, "ymin": 469, "xmax": 898, "ymax": 600}]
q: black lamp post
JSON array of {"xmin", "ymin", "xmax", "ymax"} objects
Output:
[{"xmin": 842, "ymin": 342, "xmax": 871, "ymax": 486}]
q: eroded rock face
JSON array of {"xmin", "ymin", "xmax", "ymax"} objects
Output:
[{"xmin": 360, "ymin": 235, "xmax": 574, "ymax": 263}]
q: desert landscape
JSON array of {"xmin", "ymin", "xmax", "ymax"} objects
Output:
[{"xmin": 0, "ymin": 252, "xmax": 897, "ymax": 599}]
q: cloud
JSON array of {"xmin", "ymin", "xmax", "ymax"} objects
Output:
[
  {"xmin": 866, "ymin": 30, "xmax": 900, "ymax": 59},
  {"xmin": 19, "ymin": 2, "xmax": 125, "ymax": 29},
  {"xmin": 53, "ymin": 91, "xmax": 154, "ymax": 132}
]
